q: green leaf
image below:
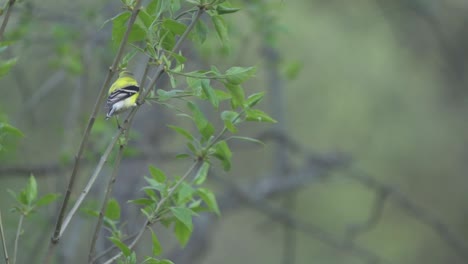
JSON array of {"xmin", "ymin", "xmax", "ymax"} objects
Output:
[
  {"xmin": 216, "ymin": 4, "xmax": 241, "ymax": 15},
  {"xmin": 142, "ymin": 258, "xmax": 175, "ymax": 264},
  {"xmin": 187, "ymin": 102, "xmax": 214, "ymax": 141},
  {"xmin": 228, "ymin": 136, "xmax": 264, "ymax": 146},
  {"xmin": 112, "ymin": 12, "xmax": 146, "ymax": 49},
  {"xmin": 144, "ymin": 178, "xmax": 166, "ymax": 193},
  {"xmin": 146, "ymin": 0, "xmax": 160, "ymax": 15},
  {"xmin": 170, "ymin": 0, "xmax": 181, "ymax": 13},
  {"xmin": 105, "ymin": 199, "xmax": 121, "ymax": 221},
  {"xmin": 109, "ymin": 237, "xmax": 132, "ymax": 257},
  {"xmin": 35, "ymin": 193, "xmax": 59, "ymax": 207},
  {"xmin": 194, "ymin": 162, "xmax": 210, "ymax": 185},
  {"xmin": 26, "ymin": 175, "xmax": 37, "ymax": 205},
  {"xmin": 112, "ymin": 12, "xmax": 130, "ymax": 44},
  {"xmin": 246, "ymin": 92, "xmax": 265, "ymax": 107},
  {"xmin": 159, "ymin": 260, "xmax": 175, "ymax": 264},
  {"xmin": 147, "ymin": 0, "xmax": 171, "ymax": 17},
  {"xmin": 163, "ymin": 19, "xmax": 187, "ymax": 35},
  {"xmin": 137, "ymin": 9, "xmax": 153, "ymax": 28},
  {"xmin": 0, "ymin": 58, "xmax": 17, "ymax": 77},
  {"xmin": 176, "ymin": 153, "xmax": 191, "ymax": 159},
  {"xmin": 193, "ymin": 19, "xmax": 208, "ymax": 44},
  {"xmin": 156, "ymin": 89, "xmax": 185, "ymax": 101},
  {"xmin": 211, "ymin": 15, "xmax": 229, "ymax": 46},
  {"xmin": 128, "ymin": 252, "xmax": 137, "ymax": 264},
  {"xmin": 149, "ymin": 165, "xmax": 167, "ymax": 183},
  {"xmin": 18, "ymin": 190, "xmax": 28, "ymax": 206},
  {"xmin": 224, "ymin": 83, "xmax": 245, "ymax": 109},
  {"xmin": 167, "ymin": 125, "xmax": 194, "ymax": 141},
  {"xmin": 150, "ymin": 229, "xmax": 162, "ymax": 256},
  {"xmin": 128, "ymin": 198, "xmax": 154, "ymax": 206},
  {"xmin": 225, "ymin": 66, "xmax": 256, "ymax": 85},
  {"xmin": 186, "ymin": 142, "xmax": 197, "ymax": 154},
  {"xmin": 214, "ymin": 89, "xmax": 231, "ymax": 101},
  {"xmin": 220, "ymin": 111, "xmax": 238, "ymax": 133},
  {"xmin": 201, "ymin": 79, "xmax": 219, "ymax": 109},
  {"xmin": 170, "ymin": 207, "xmax": 193, "ymax": 231},
  {"xmin": 174, "ymin": 219, "xmax": 192, "ymax": 247},
  {"xmin": 0, "ymin": 122, "xmax": 23, "ymax": 137},
  {"xmin": 246, "ymin": 109, "xmax": 277, "ymax": 123},
  {"xmin": 212, "ymin": 141, "xmax": 232, "ymax": 171},
  {"xmin": 185, "ymin": 0, "xmax": 200, "ymax": 5},
  {"xmin": 186, "ymin": 76, "xmax": 203, "ymax": 95},
  {"xmin": 159, "ymin": 28, "xmax": 175, "ymax": 51},
  {"xmin": 197, "ymin": 188, "xmax": 220, "ymax": 215},
  {"xmin": 177, "ymin": 182, "xmax": 195, "ymax": 203},
  {"xmin": 81, "ymin": 208, "xmax": 99, "ymax": 218},
  {"xmin": 283, "ymin": 60, "xmax": 303, "ymax": 80}
]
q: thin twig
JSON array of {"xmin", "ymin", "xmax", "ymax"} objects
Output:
[
  {"xmin": 102, "ymin": 161, "xmax": 201, "ymax": 264},
  {"xmin": 12, "ymin": 214, "xmax": 23, "ymax": 264},
  {"xmin": 138, "ymin": 7, "xmax": 205, "ymax": 103},
  {"xmin": 91, "ymin": 232, "xmax": 139, "ymax": 263},
  {"xmin": 222, "ymin": 178, "xmax": 388, "ymax": 264},
  {"xmin": 139, "ymin": 57, "xmax": 153, "ymax": 89},
  {"xmin": 88, "ymin": 137, "xmax": 128, "ymax": 261},
  {"xmin": 345, "ymin": 189, "xmax": 388, "ymax": 242},
  {"xmin": 48, "ymin": 0, "xmax": 144, "ymax": 248},
  {"xmin": 59, "ymin": 130, "xmax": 121, "ymax": 238},
  {"xmin": 347, "ymin": 169, "xmax": 468, "ymax": 262},
  {"xmin": 0, "ymin": 210, "xmax": 9, "ymax": 264},
  {"xmin": 0, "ymin": 0, "xmax": 16, "ymax": 42}
]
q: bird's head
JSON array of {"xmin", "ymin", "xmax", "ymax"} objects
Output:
[{"xmin": 119, "ymin": 70, "xmax": 134, "ymax": 78}]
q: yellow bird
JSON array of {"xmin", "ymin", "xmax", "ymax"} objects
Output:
[{"xmin": 105, "ymin": 71, "xmax": 140, "ymax": 120}]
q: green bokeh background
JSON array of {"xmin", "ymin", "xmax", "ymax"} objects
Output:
[{"xmin": 1, "ymin": 1, "xmax": 468, "ymax": 263}]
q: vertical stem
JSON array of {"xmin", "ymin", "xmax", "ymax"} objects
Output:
[
  {"xmin": 0, "ymin": 210, "xmax": 10, "ymax": 264},
  {"xmin": 94, "ymin": 6, "xmax": 205, "ymax": 264},
  {"xmin": 101, "ymin": 162, "xmax": 201, "ymax": 264},
  {"xmin": 0, "ymin": 0, "xmax": 16, "ymax": 42},
  {"xmin": 49, "ymin": 0, "xmax": 143, "ymax": 249},
  {"xmin": 12, "ymin": 214, "xmax": 23, "ymax": 264},
  {"xmin": 261, "ymin": 24, "xmax": 294, "ymax": 264},
  {"xmin": 88, "ymin": 138, "xmax": 127, "ymax": 262},
  {"xmin": 59, "ymin": 130, "xmax": 122, "ymax": 238}
]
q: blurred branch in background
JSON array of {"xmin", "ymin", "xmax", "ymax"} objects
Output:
[
  {"xmin": 0, "ymin": 0, "xmax": 17, "ymax": 42},
  {"xmin": 168, "ymin": 130, "xmax": 468, "ymax": 264},
  {"xmin": 344, "ymin": 169, "xmax": 468, "ymax": 262}
]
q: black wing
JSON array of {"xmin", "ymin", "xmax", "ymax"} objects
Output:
[{"xmin": 106, "ymin": 85, "xmax": 139, "ymax": 107}]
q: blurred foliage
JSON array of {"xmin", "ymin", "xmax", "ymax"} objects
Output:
[{"xmin": 0, "ymin": 0, "xmax": 468, "ymax": 264}]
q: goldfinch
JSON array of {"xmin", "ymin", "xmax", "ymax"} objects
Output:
[{"xmin": 106, "ymin": 71, "xmax": 140, "ymax": 120}]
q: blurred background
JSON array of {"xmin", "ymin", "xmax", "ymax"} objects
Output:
[{"xmin": 1, "ymin": 0, "xmax": 468, "ymax": 263}]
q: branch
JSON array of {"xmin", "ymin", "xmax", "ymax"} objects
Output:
[
  {"xmin": 101, "ymin": 161, "xmax": 201, "ymax": 264},
  {"xmin": 48, "ymin": 0, "xmax": 143, "ymax": 250},
  {"xmin": 59, "ymin": 130, "xmax": 121, "ymax": 238},
  {"xmin": 0, "ymin": 151, "xmax": 182, "ymax": 177},
  {"xmin": 93, "ymin": 8, "xmax": 205, "ymax": 264},
  {"xmin": 0, "ymin": 0, "xmax": 16, "ymax": 42},
  {"xmin": 217, "ymin": 175, "xmax": 388, "ymax": 264},
  {"xmin": 345, "ymin": 188, "xmax": 388, "ymax": 242},
  {"xmin": 167, "ymin": 153, "xmax": 348, "ymax": 264},
  {"xmin": 91, "ymin": 232, "xmax": 139, "ymax": 263},
  {"xmin": 346, "ymin": 169, "xmax": 468, "ymax": 262},
  {"xmin": 89, "ymin": 132, "xmax": 129, "ymax": 261},
  {"xmin": 0, "ymin": 210, "xmax": 9, "ymax": 264},
  {"xmin": 263, "ymin": 132, "xmax": 468, "ymax": 261},
  {"xmin": 12, "ymin": 214, "xmax": 23, "ymax": 264}
]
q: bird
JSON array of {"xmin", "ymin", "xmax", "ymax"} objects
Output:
[{"xmin": 105, "ymin": 70, "xmax": 140, "ymax": 120}]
